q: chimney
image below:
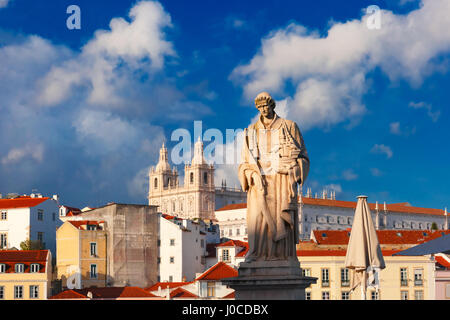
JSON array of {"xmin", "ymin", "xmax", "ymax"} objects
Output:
[{"xmin": 322, "ymin": 189, "xmax": 327, "ymax": 200}]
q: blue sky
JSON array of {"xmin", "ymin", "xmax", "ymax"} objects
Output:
[{"xmin": 0, "ymin": 0, "xmax": 449, "ymax": 209}]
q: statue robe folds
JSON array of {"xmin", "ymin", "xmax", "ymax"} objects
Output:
[{"xmin": 238, "ymin": 114, "xmax": 309, "ymax": 261}]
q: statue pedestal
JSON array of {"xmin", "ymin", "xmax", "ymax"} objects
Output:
[{"xmin": 222, "ymin": 258, "xmax": 317, "ymax": 300}]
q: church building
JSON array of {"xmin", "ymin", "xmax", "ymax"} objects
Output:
[{"xmin": 148, "ymin": 138, "xmax": 246, "ymax": 220}]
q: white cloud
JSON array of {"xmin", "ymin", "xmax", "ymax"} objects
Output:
[
  {"xmin": 390, "ymin": 122, "xmax": 401, "ymax": 135},
  {"xmin": 324, "ymin": 184, "xmax": 343, "ymax": 194},
  {"xmin": 409, "ymin": 101, "xmax": 440, "ymax": 122},
  {"xmin": 231, "ymin": 0, "xmax": 450, "ymax": 130},
  {"xmin": 37, "ymin": 1, "xmax": 175, "ymax": 107},
  {"xmin": 1, "ymin": 143, "xmax": 44, "ymax": 165},
  {"xmin": 342, "ymin": 169, "xmax": 358, "ymax": 181},
  {"xmin": 370, "ymin": 168, "xmax": 383, "ymax": 177},
  {"xmin": 371, "ymin": 144, "xmax": 393, "ymax": 159},
  {"xmin": 0, "ymin": 0, "xmax": 10, "ymax": 9}
]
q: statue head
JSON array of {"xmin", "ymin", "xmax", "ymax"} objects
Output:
[{"xmin": 255, "ymin": 92, "xmax": 275, "ymax": 119}]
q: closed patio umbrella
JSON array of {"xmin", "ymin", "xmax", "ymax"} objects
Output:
[{"xmin": 345, "ymin": 195, "xmax": 385, "ymax": 299}]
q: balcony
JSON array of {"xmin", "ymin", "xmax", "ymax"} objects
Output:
[
  {"xmin": 321, "ymin": 281, "xmax": 330, "ymax": 287},
  {"xmin": 341, "ymin": 280, "xmax": 350, "ymax": 287},
  {"xmin": 400, "ymin": 279, "xmax": 408, "ymax": 287},
  {"xmin": 414, "ymin": 279, "xmax": 423, "ymax": 286}
]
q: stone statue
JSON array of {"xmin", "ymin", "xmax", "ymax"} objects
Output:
[{"xmin": 238, "ymin": 92, "xmax": 309, "ymax": 262}]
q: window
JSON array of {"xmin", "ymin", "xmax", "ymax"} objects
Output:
[
  {"xmin": 37, "ymin": 232, "xmax": 44, "ymax": 244},
  {"xmin": 229, "ymin": 229, "xmax": 233, "ymax": 236},
  {"xmin": 0, "ymin": 264, "xmax": 5, "ymax": 273},
  {"xmin": 154, "ymin": 178, "xmax": 158, "ymax": 188},
  {"xmin": 305, "ymin": 292, "xmax": 311, "ymax": 300},
  {"xmin": 204, "ymin": 172, "xmax": 208, "ymax": 185},
  {"xmin": 371, "ymin": 291, "xmax": 379, "ymax": 300},
  {"xmin": 190, "ymin": 172, "xmax": 194, "ymax": 184},
  {"xmin": 414, "ymin": 269, "xmax": 423, "ymax": 286},
  {"xmin": 401, "ymin": 291, "xmax": 409, "ymax": 300},
  {"xmin": 245, "ymin": 228, "xmax": 247, "ymax": 235},
  {"xmin": 0, "ymin": 233, "xmax": 7, "ymax": 249},
  {"xmin": 29, "ymin": 285, "xmax": 39, "ymax": 299},
  {"xmin": 207, "ymin": 282, "xmax": 215, "ymax": 297},
  {"xmin": 14, "ymin": 286, "xmax": 23, "ymax": 299},
  {"xmin": 222, "ymin": 249, "xmax": 230, "ymax": 262},
  {"xmin": 200, "ymin": 239, "xmax": 204, "ymax": 248},
  {"xmin": 0, "ymin": 286, "xmax": 4, "ymax": 299},
  {"xmin": 172, "ymin": 201, "xmax": 176, "ymax": 212},
  {"xmin": 170, "ymin": 256, "xmax": 174, "ymax": 264},
  {"xmin": 400, "ymin": 268, "xmax": 408, "ymax": 286},
  {"xmin": 169, "ymin": 276, "xmax": 173, "ymax": 282},
  {"xmin": 52, "ymin": 212, "xmax": 56, "ymax": 221},
  {"xmin": 322, "ymin": 291, "xmax": 330, "ymax": 300},
  {"xmin": 90, "ymin": 264, "xmax": 97, "ymax": 279},
  {"xmin": 87, "ymin": 225, "xmax": 97, "ymax": 230},
  {"xmin": 341, "ymin": 292, "xmax": 350, "ymax": 300},
  {"xmin": 170, "ymin": 239, "xmax": 175, "ymax": 246},
  {"xmin": 236, "ymin": 228, "xmax": 240, "ymax": 236},
  {"xmin": 1, "ymin": 211, "xmax": 6, "ymax": 220},
  {"xmin": 15, "ymin": 263, "xmax": 25, "ymax": 273},
  {"xmin": 30, "ymin": 264, "xmax": 40, "ymax": 273},
  {"xmin": 321, "ymin": 268, "xmax": 330, "ymax": 287},
  {"xmin": 341, "ymin": 268, "xmax": 350, "ymax": 287},
  {"xmin": 90, "ymin": 243, "xmax": 97, "ymax": 256},
  {"xmin": 157, "ymin": 239, "xmax": 161, "ymax": 247},
  {"xmin": 157, "ymin": 257, "xmax": 161, "ymax": 264},
  {"xmin": 414, "ymin": 290, "xmax": 423, "ymax": 300},
  {"xmin": 37, "ymin": 209, "xmax": 44, "ymax": 221},
  {"xmin": 302, "ymin": 268, "xmax": 311, "ymax": 277}
]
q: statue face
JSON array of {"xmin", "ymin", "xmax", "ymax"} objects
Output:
[{"xmin": 257, "ymin": 103, "xmax": 275, "ymax": 119}]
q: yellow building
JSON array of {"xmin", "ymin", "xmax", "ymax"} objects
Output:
[
  {"xmin": 0, "ymin": 249, "xmax": 52, "ymax": 300},
  {"xmin": 298, "ymin": 249, "xmax": 435, "ymax": 300},
  {"xmin": 56, "ymin": 220, "xmax": 107, "ymax": 289}
]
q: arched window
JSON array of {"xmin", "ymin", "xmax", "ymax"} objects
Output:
[
  {"xmin": 190, "ymin": 172, "xmax": 194, "ymax": 184},
  {"xmin": 154, "ymin": 178, "xmax": 158, "ymax": 189},
  {"xmin": 203, "ymin": 172, "xmax": 208, "ymax": 185}
]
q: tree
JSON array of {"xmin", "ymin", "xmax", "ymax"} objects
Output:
[
  {"xmin": 20, "ymin": 239, "xmax": 44, "ymax": 250},
  {"xmin": 431, "ymin": 222, "xmax": 438, "ymax": 231}
]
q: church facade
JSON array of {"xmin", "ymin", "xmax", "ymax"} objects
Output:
[{"xmin": 148, "ymin": 139, "xmax": 246, "ymax": 220}]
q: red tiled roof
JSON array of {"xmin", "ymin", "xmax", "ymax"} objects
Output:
[
  {"xmin": 217, "ymin": 240, "xmax": 248, "ymax": 248},
  {"xmin": 297, "ymin": 249, "xmax": 401, "ymax": 257},
  {"xmin": 313, "ymin": 230, "xmax": 450, "ymax": 245},
  {"xmin": 145, "ymin": 282, "xmax": 192, "ymax": 292},
  {"xmin": 216, "ymin": 203, "xmax": 247, "ymax": 211},
  {"xmin": 0, "ymin": 196, "xmax": 49, "ymax": 209},
  {"xmin": 217, "ymin": 199, "xmax": 447, "ymax": 216},
  {"xmin": 170, "ymin": 287, "xmax": 198, "ymax": 298},
  {"xmin": 222, "ymin": 291, "xmax": 235, "ymax": 299},
  {"xmin": 435, "ymin": 256, "xmax": 450, "ymax": 269},
  {"xmin": 66, "ymin": 210, "xmax": 82, "ymax": 217},
  {"xmin": 50, "ymin": 287, "xmax": 157, "ymax": 299},
  {"xmin": 0, "ymin": 250, "xmax": 48, "ymax": 273},
  {"xmin": 49, "ymin": 289, "xmax": 88, "ymax": 299},
  {"xmin": 68, "ymin": 220, "xmax": 104, "ymax": 230},
  {"xmin": 196, "ymin": 262, "xmax": 238, "ymax": 281}
]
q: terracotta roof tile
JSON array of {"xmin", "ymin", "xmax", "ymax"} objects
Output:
[
  {"xmin": 68, "ymin": 220, "xmax": 104, "ymax": 230},
  {"xmin": 313, "ymin": 230, "xmax": 450, "ymax": 245},
  {"xmin": 170, "ymin": 287, "xmax": 198, "ymax": 298},
  {"xmin": 222, "ymin": 291, "xmax": 235, "ymax": 299},
  {"xmin": 50, "ymin": 287, "xmax": 157, "ymax": 299},
  {"xmin": 0, "ymin": 197, "xmax": 49, "ymax": 209},
  {"xmin": 435, "ymin": 256, "xmax": 450, "ymax": 269},
  {"xmin": 217, "ymin": 199, "xmax": 447, "ymax": 216},
  {"xmin": 297, "ymin": 249, "xmax": 401, "ymax": 257},
  {"xmin": 0, "ymin": 250, "xmax": 49, "ymax": 274},
  {"xmin": 145, "ymin": 282, "xmax": 192, "ymax": 291},
  {"xmin": 196, "ymin": 262, "xmax": 238, "ymax": 281}
]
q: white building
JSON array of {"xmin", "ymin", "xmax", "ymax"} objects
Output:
[
  {"xmin": 0, "ymin": 194, "xmax": 62, "ymax": 257},
  {"xmin": 148, "ymin": 140, "xmax": 246, "ymax": 220},
  {"xmin": 215, "ymin": 193, "xmax": 449, "ymax": 241},
  {"xmin": 158, "ymin": 213, "xmax": 219, "ymax": 282}
]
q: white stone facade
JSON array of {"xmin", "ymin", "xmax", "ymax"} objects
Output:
[
  {"xmin": 0, "ymin": 196, "xmax": 61, "ymax": 257},
  {"xmin": 214, "ymin": 195, "xmax": 449, "ymax": 241},
  {"xmin": 158, "ymin": 214, "xmax": 219, "ymax": 282}
]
